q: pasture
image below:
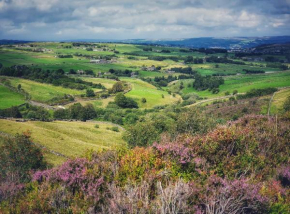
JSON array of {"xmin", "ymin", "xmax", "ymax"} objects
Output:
[
  {"xmin": 121, "ymin": 78, "xmax": 181, "ymax": 108},
  {"xmin": 179, "ymin": 71, "xmax": 290, "ymax": 99},
  {"xmin": 0, "ymin": 119, "xmax": 126, "ymax": 166},
  {"xmin": 8, "ymin": 78, "xmax": 84, "ymax": 102},
  {"xmin": 0, "ymin": 85, "xmax": 25, "ymax": 109}
]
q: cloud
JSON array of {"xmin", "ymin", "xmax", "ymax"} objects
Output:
[{"xmin": 0, "ymin": 0, "xmax": 289, "ymax": 40}]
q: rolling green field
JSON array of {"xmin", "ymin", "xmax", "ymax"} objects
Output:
[
  {"xmin": 0, "ymin": 119, "xmax": 126, "ymax": 165},
  {"xmin": 0, "ymin": 42, "xmax": 289, "ymax": 109},
  {"xmin": 178, "ymin": 71, "xmax": 290, "ymax": 99},
  {"xmin": 0, "ymin": 85, "xmax": 25, "ymax": 109},
  {"xmin": 8, "ymin": 77, "xmax": 85, "ymax": 102},
  {"xmin": 121, "ymin": 78, "xmax": 181, "ymax": 108}
]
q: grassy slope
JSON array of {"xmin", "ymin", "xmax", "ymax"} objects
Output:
[
  {"xmin": 0, "ymin": 120, "xmax": 126, "ymax": 165},
  {"xmin": 270, "ymin": 87, "xmax": 290, "ymax": 114},
  {"xmin": 8, "ymin": 78, "xmax": 84, "ymax": 102},
  {"xmin": 181, "ymin": 71, "xmax": 290, "ymax": 99},
  {"xmin": 0, "ymin": 85, "xmax": 25, "ymax": 109},
  {"xmin": 122, "ymin": 78, "xmax": 181, "ymax": 108}
]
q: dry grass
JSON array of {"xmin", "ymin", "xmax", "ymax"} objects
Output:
[{"xmin": 0, "ymin": 119, "xmax": 126, "ymax": 165}]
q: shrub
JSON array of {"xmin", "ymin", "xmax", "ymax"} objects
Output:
[
  {"xmin": 283, "ymin": 96, "xmax": 290, "ymax": 112},
  {"xmin": 0, "ymin": 134, "xmax": 47, "ymax": 183},
  {"xmin": 111, "ymin": 126, "xmax": 119, "ymax": 132},
  {"xmin": 86, "ymin": 89, "xmax": 95, "ymax": 97}
]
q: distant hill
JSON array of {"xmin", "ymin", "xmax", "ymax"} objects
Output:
[
  {"xmin": 0, "ymin": 39, "xmax": 32, "ymax": 45},
  {"xmin": 2, "ymin": 36, "xmax": 290, "ymax": 49},
  {"xmin": 121, "ymin": 36, "xmax": 290, "ymax": 49}
]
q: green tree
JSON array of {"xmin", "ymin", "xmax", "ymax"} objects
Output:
[
  {"xmin": 141, "ymin": 98, "xmax": 147, "ymax": 103},
  {"xmin": 110, "ymin": 81, "xmax": 124, "ymax": 94},
  {"xmin": 115, "ymin": 93, "xmax": 138, "ymax": 108}
]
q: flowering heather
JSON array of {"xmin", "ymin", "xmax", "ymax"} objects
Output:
[
  {"xmin": 153, "ymin": 141, "xmax": 195, "ymax": 164},
  {"xmin": 33, "ymin": 158, "xmax": 104, "ymax": 200},
  {"xmin": 278, "ymin": 165, "xmax": 290, "ymax": 187}
]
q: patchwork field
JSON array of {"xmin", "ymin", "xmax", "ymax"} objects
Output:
[
  {"xmin": 0, "ymin": 119, "xmax": 126, "ymax": 165},
  {"xmin": 0, "ymin": 85, "xmax": 25, "ymax": 109}
]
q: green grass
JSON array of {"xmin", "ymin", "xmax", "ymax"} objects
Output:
[
  {"xmin": 121, "ymin": 78, "xmax": 181, "ymax": 108},
  {"xmin": 180, "ymin": 71, "xmax": 290, "ymax": 99},
  {"xmin": 8, "ymin": 77, "xmax": 84, "ymax": 102},
  {"xmin": 0, "ymin": 119, "xmax": 126, "ymax": 166},
  {"xmin": 0, "ymin": 85, "xmax": 25, "ymax": 109}
]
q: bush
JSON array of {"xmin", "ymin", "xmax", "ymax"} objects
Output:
[
  {"xmin": 0, "ymin": 133, "xmax": 47, "ymax": 183},
  {"xmin": 111, "ymin": 126, "xmax": 119, "ymax": 132},
  {"xmin": 86, "ymin": 89, "xmax": 95, "ymax": 97}
]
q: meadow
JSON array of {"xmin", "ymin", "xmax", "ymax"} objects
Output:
[
  {"xmin": 8, "ymin": 77, "xmax": 85, "ymax": 102},
  {"xmin": 0, "ymin": 119, "xmax": 125, "ymax": 165},
  {"xmin": 0, "ymin": 85, "xmax": 25, "ymax": 109},
  {"xmin": 121, "ymin": 77, "xmax": 181, "ymax": 108},
  {"xmin": 177, "ymin": 71, "xmax": 290, "ymax": 99}
]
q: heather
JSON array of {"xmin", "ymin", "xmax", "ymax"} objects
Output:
[{"xmin": 0, "ymin": 115, "xmax": 289, "ymax": 213}]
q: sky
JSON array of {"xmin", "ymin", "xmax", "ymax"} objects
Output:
[{"xmin": 0, "ymin": 0, "xmax": 290, "ymax": 41}]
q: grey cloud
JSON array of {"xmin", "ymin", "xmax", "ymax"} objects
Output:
[{"xmin": 0, "ymin": 0, "xmax": 289, "ymax": 40}]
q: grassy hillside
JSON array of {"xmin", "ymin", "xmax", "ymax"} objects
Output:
[
  {"xmin": 0, "ymin": 120, "xmax": 126, "ymax": 165},
  {"xmin": 176, "ymin": 71, "xmax": 290, "ymax": 99},
  {"xmin": 121, "ymin": 78, "xmax": 181, "ymax": 108},
  {"xmin": 8, "ymin": 78, "xmax": 84, "ymax": 102},
  {"xmin": 0, "ymin": 85, "xmax": 25, "ymax": 109}
]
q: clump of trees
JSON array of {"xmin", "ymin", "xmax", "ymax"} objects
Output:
[
  {"xmin": 109, "ymin": 82, "xmax": 124, "ymax": 94},
  {"xmin": 114, "ymin": 93, "xmax": 138, "ymax": 109},
  {"xmin": 54, "ymin": 103, "xmax": 97, "ymax": 121},
  {"xmin": 237, "ymin": 87, "xmax": 277, "ymax": 99},
  {"xmin": 170, "ymin": 67, "xmax": 196, "ymax": 74},
  {"xmin": 0, "ymin": 65, "xmax": 105, "ymax": 91},
  {"xmin": 193, "ymin": 74, "xmax": 224, "ymax": 92},
  {"xmin": 243, "ymin": 69, "xmax": 265, "ymax": 74}
]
